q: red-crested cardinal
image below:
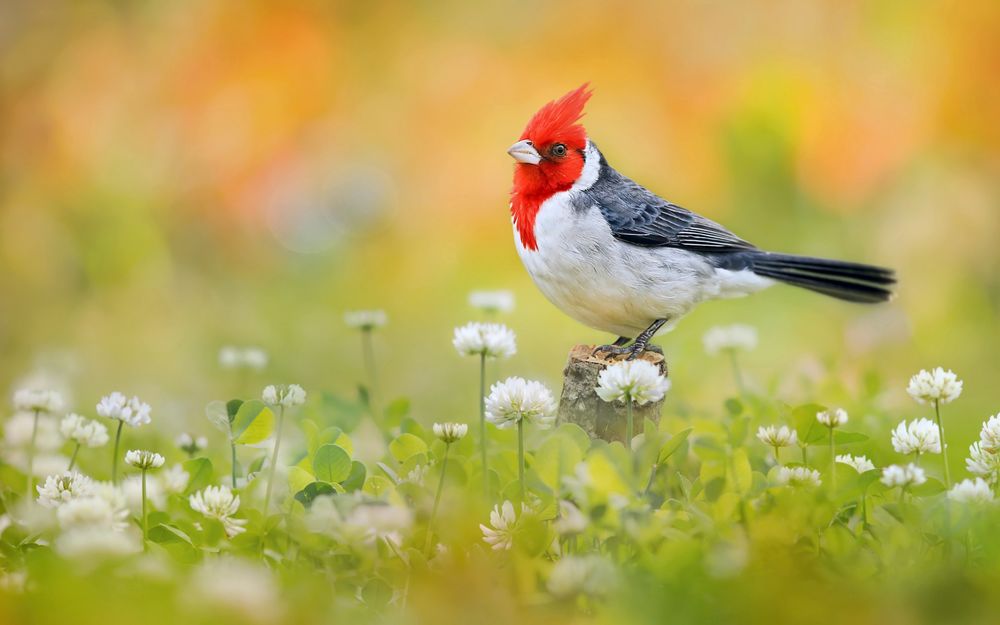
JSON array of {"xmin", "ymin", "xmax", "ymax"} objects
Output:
[{"xmin": 507, "ymin": 85, "xmax": 895, "ymax": 359}]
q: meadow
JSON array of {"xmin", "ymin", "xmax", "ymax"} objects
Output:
[{"xmin": 1, "ymin": 1, "xmax": 998, "ymax": 624}]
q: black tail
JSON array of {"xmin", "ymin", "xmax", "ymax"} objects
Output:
[{"xmin": 749, "ymin": 252, "xmax": 896, "ymax": 303}]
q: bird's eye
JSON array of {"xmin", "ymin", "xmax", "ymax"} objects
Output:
[{"xmin": 550, "ymin": 143, "xmax": 567, "ymax": 157}]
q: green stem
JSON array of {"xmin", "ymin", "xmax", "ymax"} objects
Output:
[
  {"xmin": 801, "ymin": 445, "xmax": 808, "ymax": 465},
  {"xmin": 479, "ymin": 352, "xmax": 488, "ymax": 499},
  {"xmin": 362, "ymin": 328, "xmax": 380, "ymax": 422},
  {"xmin": 111, "ymin": 421, "xmax": 124, "ymax": 485},
  {"xmin": 26, "ymin": 409, "xmax": 40, "ymax": 501},
  {"xmin": 829, "ymin": 428, "xmax": 836, "ymax": 490},
  {"xmin": 67, "ymin": 442, "xmax": 81, "ymax": 471},
  {"xmin": 626, "ymin": 399, "xmax": 634, "ymax": 451},
  {"xmin": 773, "ymin": 445, "xmax": 780, "ymax": 466},
  {"xmin": 426, "ymin": 444, "xmax": 451, "ymax": 552},
  {"xmin": 231, "ymin": 441, "xmax": 238, "ymax": 489},
  {"xmin": 141, "ymin": 469, "xmax": 148, "ymax": 551},
  {"xmin": 728, "ymin": 349, "xmax": 745, "ymax": 395},
  {"xmin": 517, "ymin": 419, "xmax": 525, "ymax": 503},
  {"xmin": 263, "ymin": 405, "xmax": 286, "ymax": 514},
  {"xmin": 934, "ymin": 400, "xmax": 951, "ymax": 488},
  {"xmin": 643, "ymin": 463, "xmax": 660, "ymax": 496}
]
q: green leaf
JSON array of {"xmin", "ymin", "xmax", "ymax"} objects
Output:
[
  {"xmin": 362, "ymin": 578, "xmax": 393, "ymax": 609},
  {"xmin": 148, "ymin": 523, "xmax": 194, "ymax": 546},
  {"xmin": 384, "ymin": 398, "xmax": 410, "ymax": 427},
  {"xmin": 732, "ymin": 448, "xmax": 752, "ymax": 493},
  {"xmin": 232, "ymin": 400, "xmax": 275, "ymax": 445},
  {"xmin": 657, "ymin": 428, "xmax": 693, "ymax": 465},
  {"xmin": 363, "ymin": 475, "xmax": 393, "ymax": 497},
  {"xmin": 833, "ymin": 431, "xmax": 869, "ymax": 445},
  {"xmin": 728, "ymin": 416, "xmax": 750, "ymax": 446},
  {"xmin": 313, "ymin": 444, "xmax": 352, "ymax": 483},
  {"xmin": 342, "ymin": 461, "xmax": 367, "ymax": 492},
  {"xmin": 389, "ymin": 434, "xmax": 427, "ymax": 463},
  {"xmin": 204, "ymin": 401, "xmax": 231, "ymax": 436},
  {"xmin": 556, "ymin": 423, "xmax": 592, "ymax": 454},
  {"xmin": 792, "ymin": 403, "xmax": 827, "ymax": 444},
  {"xmin": 294, "ymin": 481, "xmax": 338, "ymax": 506},
  {"xmin": 182, "ymin": 458, "xmax": 213, "ymax": 495},
  {"xmin": 320, "ymin": 392, "xmax": 364, "ymax": 433},
  {"xmin": 226, "ymin": 399, "xmax": 243, "ymax": 422},
  {"xmin": 534, "ymin": 436, "xmax": 583, "ymax": 490},
  {"xmin": 287, "ymin": 466, "xmax": 315, "ymax": 495},
  {"xmin": 724, "ymin": 398, "xmax": 744, "ymax": 416}
]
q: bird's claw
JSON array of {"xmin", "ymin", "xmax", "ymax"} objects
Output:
[{"xmin": 592, "ymin": 342, "xmax": 646, "ymax": 360}]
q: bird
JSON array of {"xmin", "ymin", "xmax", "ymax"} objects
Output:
[{"xmin": 507, "ymin": 84, "xmax": 896, "ymax": 360}]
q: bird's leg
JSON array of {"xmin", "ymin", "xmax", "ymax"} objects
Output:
[
  {"xmin": 625, "ymin": 318, "xmax": 668, "ymax": 361},
  {"xmin": 592, "ymin": 336, "xmax": 632, "ymax": 357}
]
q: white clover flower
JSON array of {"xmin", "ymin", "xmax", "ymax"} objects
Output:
[
  {"xmin": 547, "ymin": 555, "xmax": 618, "ymax": 599},
  {"xmin": 880, "ymin": 463, "xmax": 926, "ymax": 488},
  {"xmin": 485, "ymin": 377, "xmax": 557, "ymax": 430},
  {"xmin": 176, "ymin": 432, "xmax": 208, "ymax": 455},
  {"xmin": 978, "ymin": 414, "xmax": 1000, "ymax": 453},
  {"xmin": 59, "ymin": 414, "xmax": 109, "ymax": 448},
  {"xmin": 218, "ymin": 346, "xmax": 269, "ymax": 371},
  {"xmin": 91, "ymin": 482, "xmax": 131, "ymax": 529},
  {"xmin": 36, "ymin": 471, "xmax": 95, "ymax": 507},
  {"xmin": 55, "ymin": 527, "xmax": 140, "ymax": 559},
  {"xmin": 480, "ymin": 500, "xmax": 523, "ymax": 551},
  {"xmin": 836, "ymin": 454, "xmax": 876, "ymax": 473},
  {"xmin": 344, "ymin": 310, "xmax": 387, "ymax": 330},
  {"xmin": 403, "ymin": 464, "xmax": 428, "ymax": 486},
  {"xmin": 56, "ymin": 496, "xmax": 125, "ymax": 530},
  {"xmin": 890, "ymin": 418, "xmax": 941, "ymax": 455},
  {"xmin": 13, "ymin": 389, "xmax": 63, "ymax": 414},
  {"xmin": 966, "ymin": 442, "xmax": 1000, "ymax": 484},
  {"xmin": 468, "ymin": 290, "xmax": 515, "ymax": 314},
  {"xmin": 702, "ymin": 324, "xmax": 758, "ymax": 356},
  {"xmin": 124, "ymin": 449, "xmax": 165, "ymax": 470},
  {"xmin": 776, "ymin": 466, "xmax": 822, "ymax": 488},
  {"xmin": 262, "ymin": 384, "xmax": 306, "ymax": 408},
  {"xmin": 189, "ymin": 559, "xmax": 282, "ymax": 624},
  {"xmin": 756, "ymin": 425, "xmax": 798, "ymax": 448},
  {"xmin": 432, "ymin": 422, "xmax": 468, "ymax": 444},
  {"xmin": 160, "ymin": 464, "xmax": 190, "ymax": 494},
  {"xmin": 4, "ymin": 412, "xmax": 61, "ymax": 450},
  {"xmin": 816, "ymin": 408, "xmax": 848, "ymax": 429},
  {"xmin": 452, "ymin": 322, "xmax": 517, "ymax": 359},
  {"xmin": 907, "ymin": 367, "xmax": 962, "ymax": 405},
  {"xmin": 96, "ymin": 392, "xmax": 151, "ymax": 427},
  {"xmin": 190, "ymin": 486, "xmax": 247, "ymax": 537},
  {"xmin": 595, "ymin": 360, "xmax": 670, "ymax": 406},
  {"xmin": 948, "ymin": 478, "xmax": 994, "ymax": 504},
  {"xmin": 552, "ymin": 500, "xmax": 588, "ymax": 536}
]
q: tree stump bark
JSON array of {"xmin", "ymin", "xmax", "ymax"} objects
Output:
[{"xmin": 557, "ymin": 345, "xmax": 668, "ymax": 443}]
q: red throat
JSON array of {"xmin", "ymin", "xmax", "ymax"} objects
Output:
[{"xmin": 510, "ymin": 84, "xmax": 592, "ymax": 251}]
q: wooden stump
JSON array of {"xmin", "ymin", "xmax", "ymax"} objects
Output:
[{"xmin": 557, "ymin": 344, "xmax": 668, "ymax": 443}]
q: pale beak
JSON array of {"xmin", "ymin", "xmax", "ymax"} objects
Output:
[{"xmin": 507, "ymin": 140, "xmax": 542, "ymax": 165}]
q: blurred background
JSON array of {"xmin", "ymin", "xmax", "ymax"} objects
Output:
[{"xmin": 1, "ymin": 0, "xmax": 997, "ymax": 454}]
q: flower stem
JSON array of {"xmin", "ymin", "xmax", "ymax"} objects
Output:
[
  {"xmin": 67, "ymin": 442, "xmax": 81, "ymax": 471},
  {"xmin": 479, "ymin": 352, "xmax": 488, "ymax": 499},
  {"xmin": 728, "ymin": 349, "xmax": 745, "ymax": 395},
  {"xmin": 231, "ymin": 441, "xmax": 238, "ymax": 489},
  {"xmin": 626, "ymin": 399, "xmax": 634, "ymax": 451},
  {"xmin": 111, "ymin": 420, "xmax": 124, "ymax": 485},
  {"xmin": 773, "ymin": 445, "xmax": 780, "ymax": 466},
  {"xmin": 362, "ymin": 328, "xmax": 380, "ymax": 422},
  {"xmin": 934, "ymin": 400, "xmax": 951, "ymax": 488},
  {"xmin": 263, "ymin": 405, "xmax": 286, "ymax": 514},
  {"xmin": 26, "ymin": 409, "xmax": 40, "ymax": 501},
  {"xmin": 426, "ymin": 444, "xmax": 451, "ymax": 552},
  {"xmin": 517, "ymin": 419, "xmax": 525, "ymax": 503},
  {"xmin": 141, "ymin": 468, "xmax": 148, "ymax": 551},
  {"xmin": 829, "ymin": 428, "xmax": 836, "ymax": 490}
]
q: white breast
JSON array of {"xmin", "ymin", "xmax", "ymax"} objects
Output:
[{"xmin": 513, "ymin": 143, "xmax": 773, "ymax": 338}]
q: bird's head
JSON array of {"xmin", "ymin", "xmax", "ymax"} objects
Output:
[{"xmin": 509, "ymin": 84, "xmax": 593, "ymax": 199}]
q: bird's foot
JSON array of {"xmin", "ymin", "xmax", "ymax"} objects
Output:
[{"xmin": 592, "ymin": 343, "xmax": 632, "ymax": 358}]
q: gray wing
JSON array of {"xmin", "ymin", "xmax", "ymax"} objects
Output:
[{"xmin": 586, "ymin": 165, "xmax": 756, "ymax": 253}]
